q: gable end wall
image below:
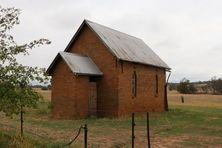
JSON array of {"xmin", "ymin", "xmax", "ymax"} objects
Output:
[
  {"xmin": 51, "ymin": 59, "xmax": 90, "ymax": 119},
  {"xmin": 68, "ymin": 25, "xmax": 119, "ymax": 117}
]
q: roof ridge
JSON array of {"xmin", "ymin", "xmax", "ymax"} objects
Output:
[{"xmin": 84, "ymin": 19, "xmax": 143, "ymax": 41}]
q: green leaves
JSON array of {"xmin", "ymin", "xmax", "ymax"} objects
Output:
[
  {"xmin": 0, "ymin": 5, "xmax": 50, "ymax": 117},
  {"xmin": 177, "ymin": 78, "xmax": 197, "ymax": 94},
  {"xmin": 0, "ymin": 6, "xmax": 20, "ymax": 33}
]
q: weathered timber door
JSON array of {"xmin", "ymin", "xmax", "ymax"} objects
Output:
[{"xmin": 89, "ymin": 82, "xmax": 97, "ymax": 116}]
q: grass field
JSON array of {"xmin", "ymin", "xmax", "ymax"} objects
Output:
[
  {"xmin": 169, "ymin": 90, "xmax": 222, "ymax": 108},
  {"xmin": 0, "ymin": 90, "xmax": 222, "ymax": 147}
]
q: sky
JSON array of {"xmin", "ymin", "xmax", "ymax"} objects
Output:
[{"xmin": 1, "ymin": 0, "xmax": 222, "ymax": 82}]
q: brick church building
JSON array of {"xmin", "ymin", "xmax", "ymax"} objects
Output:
[{"xmin": 47, "ymin": 20, "xmax": 170, "ymax": 119}]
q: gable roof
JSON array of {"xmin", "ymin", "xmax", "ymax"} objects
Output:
[
  {"xmin": 47, "ymin": 52, "xmax": 103, "ymax": 76},
  {"xmin": 65, "ymin": 20, "xmax": 170, "ymax": 70}
]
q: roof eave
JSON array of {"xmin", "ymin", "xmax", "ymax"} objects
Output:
[
  {"xmin": 119, "ymin": 59, "xmax": 171, "ymax": 70},
  {"xmin": 74, "ymin": 72, "xmax": 103, "ymax": 76},
  {"xmin": 46, "ymin": 53, "xmax": 60, "ymax": 76},
  {"xmin": 64, "ymin": 20, "xmax": 87, "ymax": 52}
]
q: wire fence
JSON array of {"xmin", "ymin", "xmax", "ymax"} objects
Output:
[
  {"xmin": 64, "ymin": 112, "xmax": 150, "ymax": 148},
  {"xmin": 0, "ymin": 112, "xmax": 151, "ymax": 148}
]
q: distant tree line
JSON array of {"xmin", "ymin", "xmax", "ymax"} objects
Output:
[
  {"xmin": 209, "ymin": 77, "xmax": 222, "ymax": 95},
  {"xmin": 169, "ymin": 76, "xmax": 222, "ymax": 95},
  {"xmin": 31, "ymin": 84, "xmax": 51, "ymax": 90}
]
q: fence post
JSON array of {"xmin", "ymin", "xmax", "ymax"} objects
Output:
[
  {"xmin": 147, "ymin": 112, "xmax": 151, "ymax": 148},
  {"xmin": 132, "ymin": 112, "xmax": 135, "ymax": 148},
  {"xmin": 83, "ymin": 124, "xmax": 88, "ymax": 148},
  {"xmin": 181, "ymin": 96, "xmax": 184, "ymax": 103}
]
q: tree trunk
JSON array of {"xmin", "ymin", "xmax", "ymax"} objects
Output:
[{"xmin": 20, "ymin": 105, "xmax": 23, "ymax": 137}]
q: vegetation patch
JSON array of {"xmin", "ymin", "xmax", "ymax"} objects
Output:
[{"xmin": 0, "ymin": 90, "xmax": 222, "ymax": 147}]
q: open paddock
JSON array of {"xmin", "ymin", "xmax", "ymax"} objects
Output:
[{"xmin": 0, "ymin": 90, "xmax": 222, "ymax": 147}]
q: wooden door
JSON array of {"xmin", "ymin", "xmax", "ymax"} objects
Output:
[{"xmin": 89, "ymin": 82, "xmax": 97, "ymax": 116}]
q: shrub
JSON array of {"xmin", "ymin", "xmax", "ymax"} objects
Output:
[{"xmin": 177, "ymin": 78, "xmax": 197, "ymax": 94}]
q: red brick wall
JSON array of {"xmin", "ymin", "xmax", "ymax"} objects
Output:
[
  {"xmin": 51, "ymin": 24, "xmax": 166, "ymax": 119},
  {"xmin": 117, "ymin": 61, "xmax": 166, "ymax": 116},
  {"xmin": 51, "ymin": 59, "xmax": 90, "ymax": 119},
  {"xmin": 66, "ymin": 25, "xmax": 119, "ymax": 117}
]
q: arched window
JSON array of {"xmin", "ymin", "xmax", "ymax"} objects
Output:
[
  {"xmin": 155, "ymin": 74, "xmax": 158, "ymax": 97},
  {"xmin": 132, "ymin": 71, "xmax": 137, "ymax": 98}
]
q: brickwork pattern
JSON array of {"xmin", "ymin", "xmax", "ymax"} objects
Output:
[{"xmin": 51, "ymin": 25, "xmax": 166, "ymax": 119}]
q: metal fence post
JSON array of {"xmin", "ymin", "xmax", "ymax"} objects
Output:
[
  {"xmin": 132, "ymin": 112, "xmax": 135, "ymax": 148},
  {"xmin": 84, "ymin": 124, "xmax": 88, "ymax": 148},
  {"xmin": 147, "ymin": 112, "xmax": 151, "ymax": 148}
]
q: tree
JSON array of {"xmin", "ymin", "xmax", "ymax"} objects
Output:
[
  {"xmin": 201, "ymin": 85, "xmax": 208, "ymax": 94},
  {"xmin": 177, "ymin": 78, "xmax": 197, "ymax": 94},
  {"xmin": 0, "ymin": 6, "xmax": 51, "ymax": 136},
  {"xmin": 215, "ymin": 78, "xmax": 222, "ymax": 94},
  {"xmin": 168, "ymin": 83, "xmax": 177, "ymax": 91},
  {"xmin": 210, "ymin": 76, "xmax": 217, "ymax": 94},
  {"xmin": 189, "ymin": 83, "xmax": 197, "ymax": 94},
  {"xmin": 208, "ymin": 77, "xmax": 222, "ymax": 95},
  {"xmin": 177, "ymin": 78, "xmax": 189, "ymax": 94}
]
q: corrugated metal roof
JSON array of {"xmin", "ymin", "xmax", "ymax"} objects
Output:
[
  {"xmin": 59, "ymin": 51, "xmax": 103, "ymax": 76},
  {"xmin": 85, "ymin": 20, "xmax": 170, "ymax": 69}
]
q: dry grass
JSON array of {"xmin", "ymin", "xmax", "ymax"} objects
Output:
[
  {"xmin": 34, "ymin": 89, "xmax": 222, "ymax": 108},
  {"xmin": 168, "ymin": 90, "xmax": 222, "ymax": 107},
  {"xmin": 34, "ymin": 88, "xmax": 51, "ymax": 102},
  {"xmin": 0, "ymin": 90, "xmax": 222, "ymax": 147}
]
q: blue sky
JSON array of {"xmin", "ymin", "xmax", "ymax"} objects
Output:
[{"xmin": 1, "ymin": 0, "xmax": 222, "ymax": 82}]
